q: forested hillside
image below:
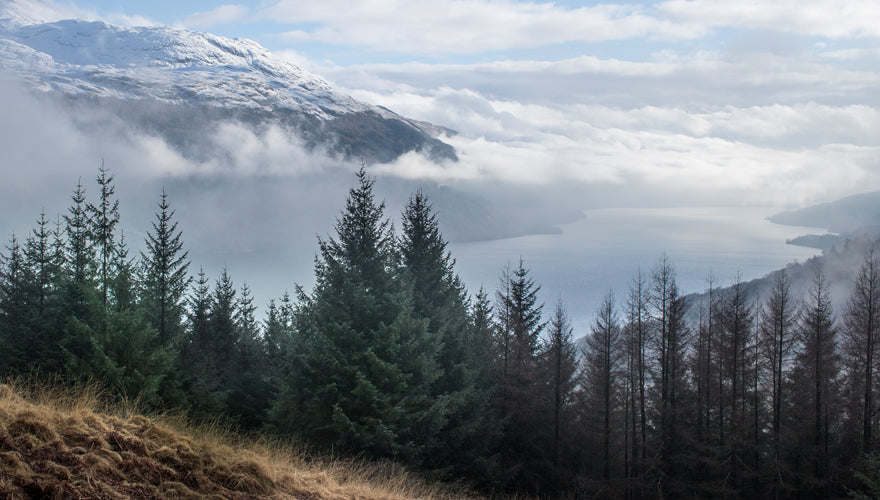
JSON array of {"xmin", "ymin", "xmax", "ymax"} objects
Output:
[{"xmin": 2, "ymin": 165, "xmax": 880, "ymax": 498}]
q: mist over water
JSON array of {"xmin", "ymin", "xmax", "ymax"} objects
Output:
[
  {"xmin": 450, "ymin": 206, "xmax": 819, "ymax": 333},
  {"xmin": 0, "ymin": 78, "xmax": 827, "ymax": 334}
]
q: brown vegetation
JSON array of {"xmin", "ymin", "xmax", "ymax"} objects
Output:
[{"xmin": 0, "ymin": 381, "xmax": 479, "ymax": 499}]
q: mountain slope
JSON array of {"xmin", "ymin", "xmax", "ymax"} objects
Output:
[
  {"xmin": 683, "ymin": 233, "xmax": 878, "ymax": 329},
  {"xmin": 769, "ymin": 190, "xmax": 880, "ymax": 235},
  {"xmin": 0, "ymin": 1, "xmax": 456, "ymax": 163}
]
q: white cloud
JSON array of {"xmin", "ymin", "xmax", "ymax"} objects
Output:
[
  {"xmin": 182, "ymin": 4, "xmax": 251, "ymax": 29},
  {"xmin": 820, "ymin": 47, "xmax": 880, "ymax": 60},
  {"xmin": 314, "ymin": 53, "xmax": 880, "ymax": 206},
  {"xmin": 1, "ymin": 0, "xmax": 87, "ymax": 25},
  {"xmin": 659, "ymin": 0, "xmax": 880, "ymax": 39},
  {"xmin": 1, "ymin": 0, "xmax": 160, "ymax": 27},
  {"xmin": 248, "ymin": 0, "xmax": 880, "ymax": 57},
  {"xmin": 262, "ymin": 0, "xmax": 706, "ymax": 55}
]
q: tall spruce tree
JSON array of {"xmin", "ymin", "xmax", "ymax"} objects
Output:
[
  {"xmin": 625, "ymin": 268, "xmax": 651, "ymax": 479},
  {"xmin": 400, "ymin": 190, "xmax": 470, "ymax": 387},
  {"xmin": 0, "ymin": 235, "xmax": 34, "ymax": 372},
  {"xmin": 141, "ymin": 190, "xmax": 190, "ymax": 404},
  {"xmin": 102, "ymin": 232, "xmax": 167, "ymax": 405},
  {"xmin": 25, "ymin": 211, "xmax": 66, "ymax": 370},
  {"xmin": 399, "ymin": 190, "xmax": 494, "ymax": 477},
  {"xmin": 62, "ymin": 180, "xmax": 95, "ymax": 318},
  {"xmin": 141, "ymin": 189, "xmax": 190, "ymax": 349},
  {"xmin": 844, "ymin": 248, "xmax": 880, "ymax": 454},
  {"xmin": 760, "ymin": 268, "xmax": 797, "ymax": 480},
  {"xmin": 272, "ymin": 167, "xmax": 442, "ymax": 464},
  {"xmin": 493, "ymin": 260, "xmax": 547, "ymax": 492},
  {"xmin": 719, "ymin": 274, "xmax": 755, "ymax": 490},
  {"xmin": 207, "ymin": 268, "xmax": 237, "ymax": 414},
  {"xmin": 543, "ymin": 300, "xmax": 578, "ymax": 473},
  {"xmin": 25, "ymin": 210, "xmax": 57, "ymax": 323},
  {"xmin": 227, "ymin": 283, "xmax": 273, "ymax": 429},
  {"xmin": 471, "ymin": 286, "xmax": 497, "ymax": 387},
  {"xmin": 581, "ymin": 292, "xmax": 621, "ymax": 482},
  {"xmin": 59, "ymin": 180, "xmax": 109, "ymax": 382},
  {"xmin": 180, "ymin": 269, "xmax": 218, "ymax": 416},
  {"xmin": 650, "ymin": 254, "xmax": 691, "ymax": 495},
  {"xmin": 790, "ymin": 265, "xmax": 841, "ymax": 492},
  {"xmin": 87, "ymin": 164, "xmax": 119, "ymax": 307}
]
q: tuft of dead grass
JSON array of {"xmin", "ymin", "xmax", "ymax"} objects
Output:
[{"xmin": 0, "ymin": 380, "xmax": 483, "ymax": 499}]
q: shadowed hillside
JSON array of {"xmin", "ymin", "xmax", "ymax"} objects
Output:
[{"xmin": 0, "ymin": 382, "xmax": 479, "ymax": 499}]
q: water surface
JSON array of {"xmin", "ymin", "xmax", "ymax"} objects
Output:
[{"xmin": 450, "ymin": 206, "xmax": 819, "ymax": 333}]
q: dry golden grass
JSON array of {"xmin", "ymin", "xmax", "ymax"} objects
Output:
[{"xmin": 0, "ymin": 381, "xmax": 482, "ymax": 499}]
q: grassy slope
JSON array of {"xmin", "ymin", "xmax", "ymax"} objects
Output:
[{"xmin": 0, "ymin": 382, "xmax": 478, "ymax": 499}]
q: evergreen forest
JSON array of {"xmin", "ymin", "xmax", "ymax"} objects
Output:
[{"xmin": 3, "ymin": 165, "xmax": 880, "ymax": 498}]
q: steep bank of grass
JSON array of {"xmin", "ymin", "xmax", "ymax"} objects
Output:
[{"xmin": 0, "ymin": 381, "xmax": 479, "ymax": 499}]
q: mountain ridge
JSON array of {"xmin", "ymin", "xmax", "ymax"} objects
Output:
[{"xmin": 0, "ymin": 2, "xmax": 457, "ymax": 163}]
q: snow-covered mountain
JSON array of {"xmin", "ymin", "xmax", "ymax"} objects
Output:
[{"xmin": 0, "ymin": 1, "xmax": 456, "ymax": 163}]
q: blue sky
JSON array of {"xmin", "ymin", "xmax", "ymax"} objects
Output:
[
  {"xmin": 5, "ymin": 0, "xmax": 880, "ymax": 206},
  {"xmin": 51, "ymin": 0, "xmax": 877, "ymax": 65}
]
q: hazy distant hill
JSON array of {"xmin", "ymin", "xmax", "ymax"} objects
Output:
[
  {"xmin": 769, "ymin": 191, "xmax": 880, "ymax": 235},
  {"xmin": 684, "ymin": 234, "xmax": 878, "ymax": 326}
]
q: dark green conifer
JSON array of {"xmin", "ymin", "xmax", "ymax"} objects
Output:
[
  {"xmin": 227, "ymin": 283, "xmax": 272, "ymax": 429},
  {"xmin": 493, "ymin": 260, "xmax": 547, "ymax": 492},
  {"xmin": 102, "ymin": 232, "xmax": 168, "ymax": 405},
  {"xmin": 273, "ymin": 167, "xmax": 441, "ymax": 464},
  {"xmin": 141, "ymin": 189, "xmax": 190, "ymax": 348},
  {"xmin": 0, "ymin": 235, "xmax": 35, "ymax": 372},
  {"xmin": 399, "ymin": 189, "xmax": 499, "ymax": 479},
  {"xmin": 141, "ymin": 189, "xmax": 190, "ymax": 405},
  {"xmin": 87, "ymin": 164, "xmax": 119, "ymax": 307}
]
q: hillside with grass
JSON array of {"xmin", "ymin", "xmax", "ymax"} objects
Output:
[{"xmin": 0, "ymin": 382, "xmax": 477, "ymax": 499}]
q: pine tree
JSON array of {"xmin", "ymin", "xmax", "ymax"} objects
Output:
[
  {"xmin": 542, "ymin": 301, "xmax": 578, "ymax": 480},
  {"xmin": 760, "ymin": 268, "xmax": 797, "ymax": 478},
  {"xmin": 493, "ymin": 259, "xmax": 547, "ymax": 492},
  {"xmin": 262, "ymin": 296, "xmax": 291, "ymax": 413},
  {"xmin": 400, "ymin": 190, "xmax": 471, "ymax": 386},
  {"xmin": 141, "ymin": 189, "xmax": 190, "ymax": 405},
  {"xmin": 87, "ymin": 164, "xmax": 119, "ymax": 307},
  {"xmin": 717, "ymin": 274, "xmax": 755, "ymax": 491},
  {"xmin": 650, "ymin": 254, "xmax": 691, "ymax": 495},
  {"xmin": 179, "ymin": 268, "xmax": 239, "ymax": 419},
  {"xmin": 0, "ymin": 235, "xmax": 35, "ymax": 372},
  {"xmin": 206, "ymin": 268, "xmax": 237, "ymax": 414},
  {"xmin": 59, "ymin": 180, "xmax": 107, "ymax": 382},
  {"xmin": 180, "ymin": 269, "xmax": 217, "ymax": 415},
  {"xmin": 790, "ymin": 265, "xmax": 841, "ymax": 491},
  {"xmin": 465, "ymin": 286, "xmax": 505, "ymax": 486},
  {"xmin": 25, "ymin": 210, "xmax": 57, "ymax": 322},
  {"xmin": 62, "ymin": 179, "xmax": 95, "ymax": 318},
  {"xmin": 399, "ymin": 189, "xmax": 491, "ymax": 477},
  {"xmin": 694, "ymin": 272, "xmax": 721, "ymax": 444},
  {"xmin": 625, "ymin": 268, "xmax": 651, "ymax": 479},
  {"xmin": 844, "ymin": 248, "xmax": 880, "ymax": 454},
  {"xmin": 227, "ymin": 283, "xmax": 272, "ymax": 429},
  {"xmin": 141, "ymin": 189, "xmax": 190, "ymax": 349},
  {"xmin": 102, "ymin": 232, "xmax": 168, "ymax": 405},
  {"xmin": 581, "ymin": 292, "xmax": 620, "ymax": 482},
  {"xmin": 272, "ymin": 167, "xmax": 441, "ymax": 464},
  {"xmin": 471, "ymin": 286, "xmax": 497, "ymax": 386}
]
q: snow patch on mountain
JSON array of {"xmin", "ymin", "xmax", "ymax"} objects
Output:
[
  {"xmin": 0, "ymin": 18, "xmax": 376, "ymax": 119},
  {"xmin": 0, "ymin": 0, "xmax": 456, "ymax": 163}
]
